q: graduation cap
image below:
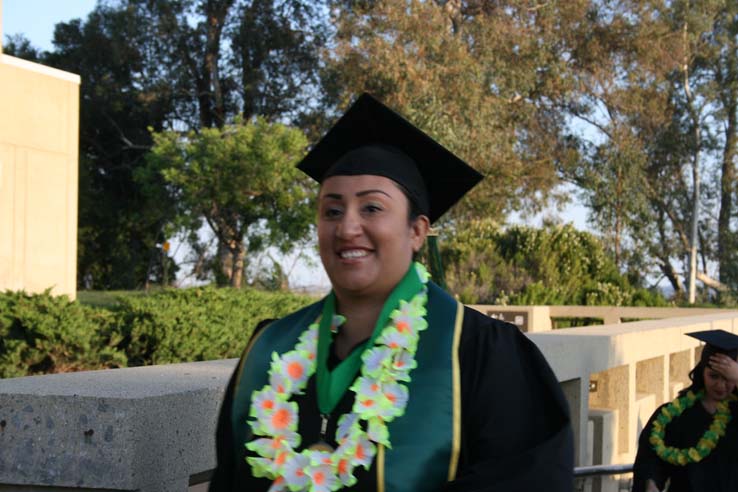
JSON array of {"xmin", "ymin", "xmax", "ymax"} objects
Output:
[
  {"xmin": 297, "ymin": 93, "xmax": 483, "ymax": 223},
  {"xmin": 686, "ymin": 329, "xmax": 738, "ymax": 362}
]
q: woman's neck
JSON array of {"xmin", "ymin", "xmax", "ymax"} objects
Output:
[
  {"xmin": 332, "ymin": 293, "xmax": 386, "ymax": 360},
  {"xmin": 701, "ymin": 397, "xmax": 718, "ymax": 414}
]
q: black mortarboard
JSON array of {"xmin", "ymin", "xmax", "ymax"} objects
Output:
[
  {"xmin": 297, "ymin": 93, "xmax": 483, "ymax": 223},
  {"xmin": 686, "ymin": 329, "xmax": 738, "ymax": 362}
]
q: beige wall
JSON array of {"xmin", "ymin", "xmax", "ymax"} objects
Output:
[{"xmin": 0, "ymin": 53, "xmax": 80, "ymax": 298}]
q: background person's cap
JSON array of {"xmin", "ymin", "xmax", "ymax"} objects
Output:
[{"xmin": 686, "ymin": 329, "xmax": 738, "ymax": 361}]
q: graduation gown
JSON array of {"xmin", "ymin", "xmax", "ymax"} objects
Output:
[
  {"xmin": 632, "ymin": 398, "xmax": 738, "ymax": 492},
  {"xmin": 209, "ymin": 303, "xmax": 574, "ymax": 491}
]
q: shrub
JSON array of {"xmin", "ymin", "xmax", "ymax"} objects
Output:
[
  {"xmin": 0, "ymin": 290, "xmax": 126, "ymax": 378},
  {"xmin": 112, "ymin": 286, "xmax": 315, "ymax": 366},
  {"xmin": 442, "ymin": 219, "xmax": 669, "ymax": 306},
  {"xmin": 0, "ymin": 286, "xmax": 316, "ymax": 377}
]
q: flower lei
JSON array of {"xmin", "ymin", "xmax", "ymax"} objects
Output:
[
  {"xmin": 246, "ymin": 263, "xmax": 431, "ymax": 492},
  {"xmin": 649, "ymin": 390, "xmax": 737, "ymax": 466}
]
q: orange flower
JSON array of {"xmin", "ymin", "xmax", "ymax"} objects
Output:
[{"xmin": 272, "ymin": 409, "xmax": 291, "ymax": 430}]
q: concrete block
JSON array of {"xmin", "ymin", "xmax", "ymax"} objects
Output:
[
  {"xmin": 669, "ymin": 350, "xmax": 693, "ymax": 390},
  {"xmin": 561, "ymin": 377, "xmax": 589, "ymax": 466},
  {"xmin": 0, "ymin": 359, "xmax": 237, "ymax": 490},
  {"xmin": 669, "ymin": 382, "xmax": 684, "ymax": 399},
  {"xmin": 636, "ymin": 356, "xmax": 667, "ymax": 407},
  {"xmin": 588, "ymin": 408, "xmax": 618, "ymax": 465},
  {"xmin": 634, "ymin": 392, "xmax": 656, "ymax": 440}
]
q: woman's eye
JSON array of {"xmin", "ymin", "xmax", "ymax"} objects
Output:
[
  {"xmin": 323, "ymin": 207, "xmax": 343, "ymax": 218},
  {"xmin": 363, "ymin": 204, "xmax": 383, "ymax": 214}
]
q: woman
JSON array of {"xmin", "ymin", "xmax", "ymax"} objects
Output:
[
  {"xmin": 209, "ymin": 93, "xmax": 574, "ymax": 491},
  {"xmin": 632, "ymin": 329, "xmax": 738, "ymax": 492}
]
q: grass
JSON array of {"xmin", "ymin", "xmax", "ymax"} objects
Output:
[{"xmin": 76, "ymin": 289, "xmax": 155, "ymax": 308}]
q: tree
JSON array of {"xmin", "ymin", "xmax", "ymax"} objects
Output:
[
  {"xmin": 40, "ymin": 5, "xmax": 178, "ymax": 289},
  {"xmin": 136, "ymin": 0, "xmax": 328, "ymax": 129},
  {"xmin": 6, "ymin": 0, "xmax": 330, "ymax": 287},
  {"xmin": 325, "ymin": 0, "xmax": 587, "ymax": 221},
  {"xmin": 2, "ymin": 34, "xmax": 41, "ymax": 61},
  {"xmin": 143, "ymin": 118, "xmax": 314, "ymax": 287},
  {"xmin": 561, "ymin": 0, "xmax": 737, "ymax": 302}
]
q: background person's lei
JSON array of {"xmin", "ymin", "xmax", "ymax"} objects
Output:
[
  {"xmin": 649, "ymin": 389, "xmax": 737, "ymax": 465},
  {"xmin": 246, "ymin": 263, "xmax": 431, "ymax": 492}
]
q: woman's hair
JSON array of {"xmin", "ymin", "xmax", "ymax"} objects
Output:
[
  {"xmin": 391, "ymin": 181, "xmax": 426, "ymax": 262},
  {"xmin": 680, "ymin": 361, "xmax": 707, "ymax": 396},
  {"xmin": 391, "ymin": 181, "xmax": 424, "ymax": 223}
]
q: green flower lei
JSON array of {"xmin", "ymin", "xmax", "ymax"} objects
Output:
[
  {"xmin": 649, "ymin": 390, "xmax": 737, "ymax": 466},
  {"xmin": 245, "ymin": 263, "xmax": 431, "ymax": 492}
]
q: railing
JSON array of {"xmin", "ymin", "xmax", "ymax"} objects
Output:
[
  {"xmin": 574, "ymin": 464, "xmax": 634, "ymax": 492},
  {"xmin": 574, "ymin": 464, "xmax": 633, "ymax": 477}
]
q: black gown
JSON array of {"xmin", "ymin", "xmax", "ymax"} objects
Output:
[
  {"xmin": 632, "ymin": 398, "xmax": 738, "ymax": 492},
  {"xmin": 209, "ymin": 306, "xmax": 574, "ymax": 491}
]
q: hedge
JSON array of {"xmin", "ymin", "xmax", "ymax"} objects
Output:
[{"xmin": 0, "ymin": 287, "xmax": 315, "ymax": 378}]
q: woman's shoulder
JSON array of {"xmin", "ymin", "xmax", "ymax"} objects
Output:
[{"xmin": 460, "ymin": 304, "xmax": 533, "ymax": 351}]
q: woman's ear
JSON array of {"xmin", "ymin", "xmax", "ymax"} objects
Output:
[{"xmin": 410, "ymin": 215, "xmax": 431, "ymax": 253}]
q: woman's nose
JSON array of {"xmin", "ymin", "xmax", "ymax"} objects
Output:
[{"xmin": 336, "ymin": 209, "xmax": 361, "ymax": 238}]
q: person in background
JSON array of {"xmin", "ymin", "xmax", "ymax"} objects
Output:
[
  {"xmin": 209, "ymin": 93, "xmax": 574, "ymax": 492},
  {"xmin": 632, "ymin": 329, "xmax": 738, "ymax": 492}
]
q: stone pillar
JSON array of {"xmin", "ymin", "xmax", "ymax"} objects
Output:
[
  {"xmin": 669, "ymin": 349, "xmax": 694, "ymax": 398},
  {"xmin": 636, "ymin": 355, "xmax": 668, "ymax": 406},
  {"xmin": 561, "ymin": 377, "xmax": 589, "ymax": 466},
  {"xmin": 589, "ymin": 363, "xmax": 635, "ymax": 457}
]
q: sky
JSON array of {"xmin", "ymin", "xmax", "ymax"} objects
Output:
[
  {"xmin": 2, "ymin": 0, "xmax": 98, "ymax": 52},
  {"xmin": 1, "ymin": 0, "xmax": 592, "ymax": 289}
]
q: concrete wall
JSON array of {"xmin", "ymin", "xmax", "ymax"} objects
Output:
[
  {"xmin": 469, "ymin": 304, "xmax": 729, "ymax": 332},
  {"xmin": 0, "ymin": 50, "xmax": 80, "ymax": 299}
]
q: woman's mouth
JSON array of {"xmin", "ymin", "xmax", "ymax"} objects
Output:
[{"xmin": 339, "ymin": 249, "xmax": 369, "ymax": 259}]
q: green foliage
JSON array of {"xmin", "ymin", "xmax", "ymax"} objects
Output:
[
  {"xmin": 442, "ymin": 220, "xmax": 669, "ymax": 307},
  {"xmin": 6, "ymin": 1, "xmax": 328, "ymax": 290},
  {"xmin": 0, "ymin": 287, "xmax": 316, "ymax": 378},
  {"xmin": 326, "ymin": 0, "xmax": 585, "ymax": 220},
  {"xmin": 0, "ymin": 290, "xmax": 126, "ymax": 378},
  {"xmin": 142, "ymin": 117, "xmax": 315, "ymax": 287},
  {"xmin": 39, "ymin": 5, "xmax": 178, "ymax": 290},
  {"xmin": 113, "ymin": 286, "xmax": 314, "ymax": 366}
]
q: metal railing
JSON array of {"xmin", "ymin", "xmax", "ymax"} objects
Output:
[
  {"xmin": 574, "ymin": 464, "xmax": 634, "ymax": 477},
  {"xmin": 574, "ymin": 464, "xmax": 634, "ymax": 492}
]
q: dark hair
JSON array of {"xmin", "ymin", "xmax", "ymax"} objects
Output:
[
  {"xmin": 391, "ymin": 181, "xmax": 425, "ymax": 223},
  {"xmin": 680, "ymin": 362, "xmax": 707, "ymax": 396},
  {"xmin": 390, "ymin": 181, "xmax": 427, "ymax": 262}
]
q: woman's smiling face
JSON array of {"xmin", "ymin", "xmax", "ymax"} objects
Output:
[{"xmin": 317, "ymin": 174, "xmax": 428, "ymax": 300}]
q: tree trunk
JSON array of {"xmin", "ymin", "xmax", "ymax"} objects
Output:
[
  {"xmin": 203, "ymin": 0, "xmax": 234, "ymax": 129},
  {"xmin": 217, "ymin": 240, "xmax": 234, "ymax": 286},
  {"xmin": 614, "ymin": 162, "xmax": 622, "ymax": 268},
  {"xmin": 718, "ymin": 55, "xmax": 737, "ymax": 284},
  {"xmin": 696, "ymin": 271, "xmax": 729, "ymax": 293},
  {"xmin": 682, "ymin": 16, "xmax": 700, "ymax": 304},
  {"xmin": 660, "ymin": 258, "xmax": 684, "ymax": 296},
  {"xmin": 230, "ymin": 242, "xmax": 246, "ymax": 288}
]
